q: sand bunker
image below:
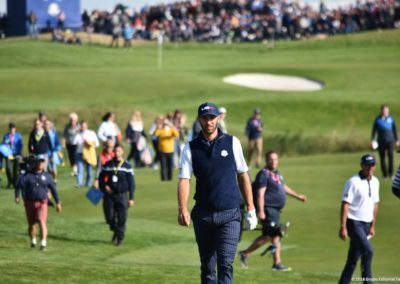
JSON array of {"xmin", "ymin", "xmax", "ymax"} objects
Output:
[{"xmin": 223, "ymin": 73, "xmax": 324, "ymax": 92}]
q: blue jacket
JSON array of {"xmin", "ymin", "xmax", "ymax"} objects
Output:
[
  {"xmin": 245, "ymin": 117, "xmax": 263, "ymax": 140},
  {"xmin": 371, "ymin": 115, "xmax": 398, "ymax": 143},
  {"xmin": 15, "ymin": 171, "xmax": 60, "ymax": 203},
  {"xmin": 2, "ymin": 132, "xmax": 23, "ymax": 156},
  {"xmin": 99, "ymin": 158, "xmax": 136, "ymax": 200}
]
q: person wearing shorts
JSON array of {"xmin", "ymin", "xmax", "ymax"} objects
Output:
[
  {"xmin": 15, "ymin": 155, "xmax": 62, "ymax": 250},
  {"xmin": 239, "ymin": 150, "xmax": 307, "ymax": 271}
]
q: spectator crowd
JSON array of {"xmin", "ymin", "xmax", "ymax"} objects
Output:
[
  {"xmin": 83, "ymin": 0, "xmax": 400, "ymax": 44},
  {"xmin": 0, "ymin": 107, "xmax": 229, "ymax": 188},
  {"xmin": 1, "ymin": 0, "xmax": 399, "ymax": 44}
]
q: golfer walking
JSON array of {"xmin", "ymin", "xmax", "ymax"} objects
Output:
[
  {"xmin": 177, "ymin": 102, "xmax": 257, "ymax": 284},
  {"xmin": 338, "ymin": 154, "xmax": 380, "ymax": 284}
]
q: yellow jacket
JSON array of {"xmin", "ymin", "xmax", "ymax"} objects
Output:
[
  {"xmin": 154, "ymin": 127, "xmax": 179, "ymax": 153},
  {"xmin": 83, "ymin": 140, "xmax": 98, "ymax": 167}
]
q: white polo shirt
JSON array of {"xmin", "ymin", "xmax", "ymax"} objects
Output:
[
  {"xmin": 179, "ymin": 136, "xmax": 248, "ymax": 179},
  {"xmin": 342, "ymin": 174, "xmax": 380, "ymax": 223}
]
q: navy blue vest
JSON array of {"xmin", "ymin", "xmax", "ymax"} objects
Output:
[{"xmin": 190, "ymin": 132, "xmax": 241, "ymax": 211}]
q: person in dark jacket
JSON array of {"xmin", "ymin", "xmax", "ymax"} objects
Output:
[
  {"xmin": 15, "ymin": 155, "xmax": 62, "ymax": 250},
  {"xmin": 371, "ymin": 104, "xmax": 399, "ymax": 178},
  {"xmin": 28, "ymin": 119, "xmax": 53, "ymax": 170},
  {"xmin": 99, "ymin": 144, "xmax": 135, "ymax": 246},
  {"xmin": 2, "ymin": 122, "xmax": 23, "ymax": 188},
  {"xmin": 245, "ymin": 108, "xmax": 264, "ymax": 168},
  {"xmin": 125, "ymin": 111, "xmax": 146, "ymax": 168}
]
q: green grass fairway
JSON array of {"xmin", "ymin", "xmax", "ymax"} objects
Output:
[
  {"xmin": 0, "ymin": 30, "xmax": 399, "ymax": 283},
  {"xmin": 0, "ymin": 153, "xmax": 398, "ymax": 283},
  {"xmin": 0, "ymin": 30, "xmax": 399, "ymax": 153}
]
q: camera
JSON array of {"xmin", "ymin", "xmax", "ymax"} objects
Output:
[{"xmin": 19, "ymin": 155, "xmax": 36, "ymax": 175}]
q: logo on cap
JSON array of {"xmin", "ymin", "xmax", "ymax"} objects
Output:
[{"xmin": 201, "ymin": 106, "xmax": 215, "ymax": 111}]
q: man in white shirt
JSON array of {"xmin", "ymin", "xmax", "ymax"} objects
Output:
[{"xmin": 338, "ymin": 154, "xmax": 380, "ymax": 284}]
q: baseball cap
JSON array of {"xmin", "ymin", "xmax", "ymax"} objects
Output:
[
  {"xmin": 198, "ymin": 102, "xmax": 220, "ymax": 117},
  {"xmin": 360, "ymin": 154, "xmax": 376, "ymax": 165},
  {"xmin": 36, "ymin": 154, "xmax": 46, "ymax": 161},
  {"xmin": 254, "ymin": 108, "xmax": 261, "ymax": 114}
]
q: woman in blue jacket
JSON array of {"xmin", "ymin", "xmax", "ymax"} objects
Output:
[{"xmin": 2, "ymin": 122, "xmax": 23, "ymax": 188}]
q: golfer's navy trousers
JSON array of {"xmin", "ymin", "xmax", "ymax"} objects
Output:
[
  {"xmin": 339, "ymin": 219, "xmax": 373, "ymax": 284},
  {"xmin": 192, "ymin": 206, "xmax": 241, "ymax": 284}
]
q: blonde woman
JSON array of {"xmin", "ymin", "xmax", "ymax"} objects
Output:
[
  {"xmin": 63, "ymin": 112, "xmax": 80, "ymax": 176},
  {"xmin": 125, "ymin": 111, "xmax": 146, "ymax": 168}
]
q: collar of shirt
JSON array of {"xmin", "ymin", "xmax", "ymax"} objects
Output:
[
  {"xmin": 358, "ymin": 171, "xmax": 371, "ymax": 181},
  {"xmin": 199, "ymin": 129, "xmax": 224, "ymax": 147}
]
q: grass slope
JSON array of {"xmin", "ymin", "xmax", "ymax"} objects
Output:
[
  {"xmin": 0, "ymin": 152, "xmax": 398, "ymax": 283},
  {"xmin": 0, "ymin": 30, "xmax": 399, "ymax": 283},
  {"xmin": 0, "ymin": 30, "xmax": 399, "ymax": 154}
]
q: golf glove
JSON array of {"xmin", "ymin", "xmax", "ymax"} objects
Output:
[{"xmin": 245, "ymin": 209, "xmax": 258, "ymax": 230}]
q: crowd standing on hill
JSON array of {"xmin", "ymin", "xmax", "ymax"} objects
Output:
[
  {"xmin": 1, "ymin": 0, "xmax": 399, "ymax": 43},
  {"xmin": 80, "ymin": 0, "xmax": 400, "ymax": 45}
]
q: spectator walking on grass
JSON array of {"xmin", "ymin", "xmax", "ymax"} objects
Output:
[
  {"xmin": 338, "ymin": 154, "xmax": 380, "ymax": 284},
  {"xmin": 99, "ymin": 144, "xmax": 135, "ymax": 246},
  {"xmin": 27, "ymin": 11, "xmax": 38, "ymax": 39},
  {"xmin": 44, "ymin": 120, "xmax": 62, "ymax": 182},
  {"xmin": 94, "ymin": 139, "xmax": 115, "ymax": 225},
  {"xmin": 126, "ymin": 111, "xmax": 146, "ymax": 168},
  {"xmin": 245, "ymin": 108, "xmax": 263, "ymax": 168},
  {"xmin": 123, "ymin": 23, "xmax": 135, "ymax": 48},
  {"xmin": 2, "ymin": 123, "xmax": 23, "ymax": 188},
  {"xmin": 173, "ymin": 110, "xmax": 189, "ymax": 169},
  {"xmin": 94, "ymin": 140, "xmax": 115, "ymax": 189},
  {"xmin": 177, "ymin": 102, "xmax": 257, "ymax": 284},
  {"xmin": 154, "ymin": 118, "xmax": 179, "ymax": 181},
  {"xmin": 15, "ymin": 155, "xmax": 62, "ymax": 251},
  {"xmin": 28, "ymin": 119, "xmax": 53, "ymax": 170},
  {"xmin": 239, "ymin": 150, "xmax": 307, "ymax": 271},
  {"xmin": 74, "ymin": 121, "xmax": 99, "ymax": 188},
  {"xmin": 98, "ymin": 112, "xmax": 122, "ymax": 145},
  {"xmin": 63, "ymin": 112, "xmax": 80, "ymax": 176},
  {"xmin": 149, "ymin": 115, "xmax": 163, "ymax": 169},
  {"xmin": 371, "ymin": 104, "xmax": 399, "ymax": 179},
  {"xmin": 218, "ymin": 107, "xmax": 228, "ymax": 134}
]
